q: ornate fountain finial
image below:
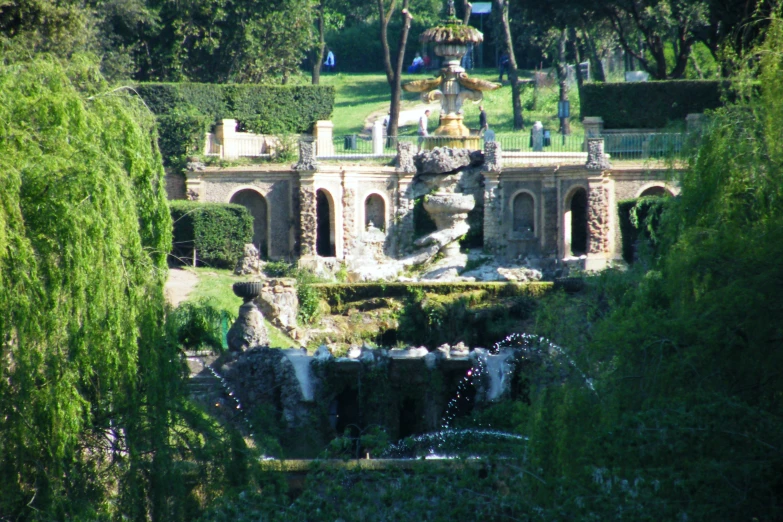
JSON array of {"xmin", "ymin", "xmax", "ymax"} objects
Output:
[{"xmin": 447, "ymin": 0, "xmax": 456, "ymax": 18}]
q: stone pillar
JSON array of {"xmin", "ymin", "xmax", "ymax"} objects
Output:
[
  {"xmin": 582, "ymin": 116, "xmax": 604, "ymax": 138},
  {"xmin": 483, "ymin": 140, "xmax": 502, "ymax": 172},
  {"xmin": 342, "ymin": 176, "xmax": 358, "ymax": 258},
  {"xmin": 298, "ymin": 175, "xmax": 317, "ymax": 256},
  {"xmin": 531, "ymin": 121, "xmax": 544, "ymax": 152},
  {"xmin": 482, "ymin": 170, "xmax": 502, "ymax": 255},
  {"xmin": 294, "ymin": 139, "xmax": 318, "ymax": 172},
  {"xmin": 585, "ymin": 176, "xmax": 614, "ymax": 270},
  {"xmin": 227, "ymin": 301, "xmax": 269, "ymax": 351},
  {"xmin": 215, "ymin": 119, "xmax": 238, "ymax": 159},
  {"xmin": 372, "ymin": 120, "xmax": 384, "ymax": 156},
  {"xmin": 396, "ymin": 141, "xmax": 417, "ymax": 173},
  {"xmin": 394, "ymin": 174, "xmax": 416, "ymax": 256},
  {"xmin": 314, "ymin": 120, "xmax": 335, "ymax": 157},
  {"xmin": 586, "ymin": 138, "xmax": 611, "ymax": 170},
  {"xmin": 541, "ymin": 174, "xmax": 558, "ymax": 255},
  {"xmin": 686, "ymin": 113, "xmax": 704, "ymax": 134}
]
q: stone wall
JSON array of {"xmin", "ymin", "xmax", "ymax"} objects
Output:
[
  {"xmin": 587, "ymin": 183, "xmax": 611, "ymax": 254},
  {"xmin": 165, "ymin": 169, "xmax": 187, "ymax": 200}
]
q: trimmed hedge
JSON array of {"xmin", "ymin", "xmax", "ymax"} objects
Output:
[
  {"xmin": 134, "ymin": 82, "xmax": 335, "ymax": 164},
  {"xmin": 581, "ymin": 81, "xmax": 730, "ymax": 129},
  {"xmin": 313, "ymin": 282, "xmax": 554, "ymax": 309},
  {"xmin": 618, "ymin": 197, "xmax": 670, "ymax": 264},
  {"xmin": 170, "ymin": 201, "xmax": 253, "ymax": 268}
]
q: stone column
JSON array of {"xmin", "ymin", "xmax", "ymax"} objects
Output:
[
  {"xmin": 342, "ymin": 174, "xmax": 358, "ymax": 258},
  {"xmin": 531, "ymin": 121, "xmax": 544, "ymax": 152},
  {"xmin": 372, "ymin": 120, "xmax": 384, "ymax": 156},
  {"xmin": 297, "ymin": 174, "xmax": 317, "ymax": 257},
  {"xmin": 482, "ymin": 170, "xmax": 502, "ymax": 255},
  {"xmin": 541, "ymin": 174, "xmax": 558, "ymax": 255},
  {"xmin": 314, "ymin": 120, "xmax": 335, "ymax": 157},
  {"xmin": 585, "ymin": 176, "xmax": 614, "ymax": 271},
  {"xmin": 585, "ymin": 138, "xmax": 611, "ymax": 170},
  {"xmin": 294, "ymin": 139, "xmax": 318, "ymax": 172},
  {"xmin": 582, "ymin": 116, "xmax": 604, "ymax": 138},
  {"xmin": 483, "ymin": 140, "xmax": 502, "ymax": 172},
  {"xmin": 216, "ymin": 119, "xmax": 238, "ymax": 159},
  {"xmin": 686, "ymin": 113, "xmax": 705, "ymax": 134}
]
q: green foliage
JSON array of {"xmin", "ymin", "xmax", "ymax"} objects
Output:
[
  {"xmin": 170, "ymin": 201, "xmax": 254, "ymax": 269},
  {"xmin": 134, "ymin": 82, "xmax": 335, "ymax": 164},
  {"xmin": 0, "ymin": 55, "xmax": 174, "ymax": 518},
  {"xmin": 580, "ymin": 81, "xmax": 731, "ymax": 128},
  {"xmin": 169, "ymin": 300, "xmax": 233, "ymax": 352},
  {"xmin": 617, "ymin": 196, "xmax": 671, "ymax": 264}
]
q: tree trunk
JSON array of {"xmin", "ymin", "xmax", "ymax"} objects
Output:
[
  {"xmin": 557, "ymin": 28, "xmax": 570, "ymax": 135},
  {"xmin": 379, "ymin": 0, "xmax": 412, "ymax": 139},
  {"xmin": 494, "ymin": 0, "xmax": 523, "ymax": 130},
  {"xmin": 570, "ymin": 26, "xmax": 583, "ymax": 90},
  {"xmin": 463, "ymin": 0, "xmax": 472, "ymax": 25},
  {"xmin": 581, "ymin": 21, "xmax": 606, "ymax": 82},
  {"xmin": 311, "ymin": 1, "xmax": 326, "ymax": 85}
]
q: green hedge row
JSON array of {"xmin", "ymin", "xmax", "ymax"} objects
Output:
[
  {"xmin": 580, "ymin": 81, "xmax": 730, "ymax": 129},
  {"xmin": 618, "ymin": 197, "xmax": 670, "ymax": 263},
  {"xmin": 135, "ymin": 83, "xmax": 335, "ymax": 165},
  {"xmin": 170, "ymin": 201, "xmax": 253, "ymax": 268},
  {"xmin": 312, "ymin": 282, "xmax": 554, "ymax": 308}
]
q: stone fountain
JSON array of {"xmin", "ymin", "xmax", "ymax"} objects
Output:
[{"xmin": 402, "ymin": 0, "xmax": 500, "ymax": 150}]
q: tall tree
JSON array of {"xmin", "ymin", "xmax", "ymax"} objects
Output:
[
  {"xmin": 379, "ymin": 0, "xmax": 413, "ymax": 139},
  {"xmin": 493, "ymin": 0, "xmax": 524, "ymax": 130}
]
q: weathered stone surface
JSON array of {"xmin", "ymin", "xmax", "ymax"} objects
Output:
[
  {"xmin": 294, "ymin": 139, "xmax": 318, "ymax": 171},
  {"xmin": 342, "ymin": 183, "xmax": 357, "ymax": 257},
  {"xmin": 227, "ymin": 302, "xmax": 269, "ymax": 352},
  {"xmin": 585, "ymin": 138, "xmax": 611, "ymax": 170},
  {"xmin": 234, "ymin": 243, "xmax": 266, "ymax": 276},
  {"xmin": 483, "ymin": 141, "xmax": 502, "ymax": 172},
  {"xmin": 396, "ymin": 141, "xmax": 417, "ymax": 173},
  {"xmin": 588, "ymin": 184, "xmax": 610, "ymax": 254},
  {"xmin": 417, "ymin": 147, "xmax": 473, "ymax": 174},
  {"xmin": 299, "ymin": 185, "xmax": 317, "ymax": 256},
  {"xmin": 256, "ymin": 278, "xmax": 298, "ymax": 337}
]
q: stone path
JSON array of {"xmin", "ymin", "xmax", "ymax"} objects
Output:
[
  {"xmin": 164, "ymin": 268, "xmax": 199, "ymax": 307},
  {"xmin": 361, "ymin": 102, "xmax": 437, "ymax": 135}
]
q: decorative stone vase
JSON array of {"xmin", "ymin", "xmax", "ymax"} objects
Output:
[
  {"xmin": 233, "ymin": 281, "xmax": 263, "ymax": 303},
  {"xmin": 423, "ymin": 193, "xmax": 475, "ymax": 257}
]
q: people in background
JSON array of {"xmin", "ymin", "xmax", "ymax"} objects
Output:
[
  {"xmin": 408, "ymin": 53, "xmax": 425, "ymax": 73},
  {"xmin": 498, "ymin": 52, "xmax": 510, "ymax": 82},
  {"xmin": 324, "ymin": 49, "xmax": 335, "ymax": 72},
  {"xmin": 479, "ymin": 105, "xmax": 488, "ymax": 136}
]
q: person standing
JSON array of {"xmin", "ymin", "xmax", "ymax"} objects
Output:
[
  {"xmin": 324, "ymin": 49, "xmax": 335, "ymax": 73},
  {"xmin": 479, "ymin": 105, "xmax": 488, "ymax": 135},
  {"xmin": 498, "ymin": 52, "xmax": 509, "ymax": 82},
  {"xmin": 418, "ymin": 109, "xmax": 430, "ymax": 152}
]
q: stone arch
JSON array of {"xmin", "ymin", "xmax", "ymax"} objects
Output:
[
  {"xmin": 229, "ymin": 187, "xmax": 269, "ymax": 258},
  {"xmin": 511, "ymin": 190, "xmax": 536, "ymax": 236},
  {"xmin": 364, "ymin": 193, "xmax": 387, "ymax": 231},
  {"xmin": 316, "ymin": 188, "xmax": 336, "ymax": 257},
  {"xmin": 636, "ymin": 183, "xmax": 675, "ymax": 198},
  {"xmin": 564, "ymin": 186, "xmax": 588, "ymax": 257}
]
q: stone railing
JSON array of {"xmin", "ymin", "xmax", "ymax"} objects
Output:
[{"xmin": 204, "ymin": 119, "xmax": 280, "ymax": 159}]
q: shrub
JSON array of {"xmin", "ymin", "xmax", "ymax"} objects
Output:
[
  {"xmin": 170, "ymin": 201, "xmax": 253, "ymax": 268},
  {"xmin": 168, "ymin": 300, "xmax": 233, "ymax": 352},
  {"xmin": 134, "ymin": 82, "xmax": 335, "ymax": 164},
  {"xmin": 618, "ymin": 196, "xmax": 671, "ymax": 264},
  {"xmin": 580, "ymin": 81, "xmax": 731, "ymax": 128}
]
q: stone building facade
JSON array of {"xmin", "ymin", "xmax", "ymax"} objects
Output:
[{"xmin": 183, "ymin": 147, "xmax": 678, "ymax": 270}]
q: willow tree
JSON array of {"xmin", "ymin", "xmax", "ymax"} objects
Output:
[{"xmin": 0, "ymin": 56, "xmax": 176, "ymax": 518}]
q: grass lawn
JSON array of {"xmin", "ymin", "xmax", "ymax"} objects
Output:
[
  {"xmin": 320, "ymin": 68, "xmax": 583, "ymax": 139},
  {"xmin": 186, "ymin": 268, "xmax": 298, "ymax": 349}
]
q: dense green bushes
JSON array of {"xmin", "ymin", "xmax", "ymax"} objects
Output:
[
  {"xmin": 135, "ymin": 83, "xmax": 335, "ymax": 164},
  {"xmin": 170, "ymin": 201, "xmax": 253, "ymax": 268},
  {"xmin": 617, "ymin": 196, "xmax": 671, "ymax": 263},
  {"xmin": 580, "ymin": 81, "xmax": 730, "ymax": 128}
]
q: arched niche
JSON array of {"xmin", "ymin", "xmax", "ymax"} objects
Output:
[
  {"xmin": 564, "ymin": 187, "xmax": 588, "ymax": 257},
  {"xmin": 512, "ymin": 191, "xmax": 535, "ymax": 236},
  {"xmin": 638, "ymin": 184, "xmax": 674, "ymax": 198},
  {"xmin": 316, "ymin": 188, "xmax": 336, "ymax": 257},
  {"xmin": 229, "ymin": 188, "xmax": 268, "ymax": 258},
  {"xmin": 364, "ymin": 193, "xmax": 386, "ymax": 231}
]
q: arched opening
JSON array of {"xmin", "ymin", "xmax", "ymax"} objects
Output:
[
  {"xmin": 316, "ymin": 189, "xmax": 335, "ymax": 257},
  {"xmin": 364, "ymin": 194, "xmax": 386, "ymax": 231},
  {"xmin": 565, "ymin": 188, "xmax": 588, "ymax": 256},
  {"xmin": 512, "ymin": 192, "xmax": 535, "ymax": 236},
  {"xmin": 639, "ymin": 185, "xmax": 671, "ymax": 197},
  {"xmin": 230, "ymin": 189, "xmax": 268, "ymax": 257}
]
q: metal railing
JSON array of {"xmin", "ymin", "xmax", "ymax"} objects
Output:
[{"xmin": 601, "ymin": 133, "xmax": 686, "ymax": 160}]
